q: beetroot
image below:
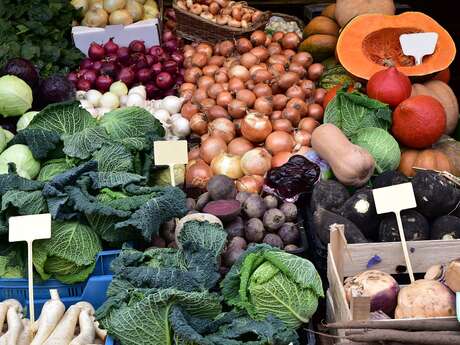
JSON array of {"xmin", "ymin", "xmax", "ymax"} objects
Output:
[
  {"xmin": 203, "ymin": 199, "xmax": 241, "ymax": 222},
  {"xmin": 344, "ymin": 270, "xmax": 399, "ymax": 316}
]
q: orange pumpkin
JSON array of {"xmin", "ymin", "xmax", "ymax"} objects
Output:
[
  {"xmin": 433, "ymin": 68, "xmax": 451, "ymax": 83},
  {"xmin": 398, "ymin": 149, "xmax": 453, "ymax": 177},
  {"xmin": 336, "ymin": 12, "xmax": 456, "ymax": 80}
]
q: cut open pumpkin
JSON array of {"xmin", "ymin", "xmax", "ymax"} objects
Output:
[{"xmin": 336, "ymin": 12, "xmax": 456, "ymax": 80}]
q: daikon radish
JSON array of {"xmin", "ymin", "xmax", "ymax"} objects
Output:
[
  {"xmin": 30, "ymin": 290, "xmax": 65, "ymax": 345},
  {"xmin": 93, "ymin": 321, "xmax": 106, "ymax": 342},
  {"xmin": 69, "ymin": 309, "xmax": 95, "ymax": 345},
  {"xmin": 0, "ymin": 304, "xmax": 24, "ymax": 345},
  {"xmin": 0, "ymin": 300, "xmax": 22, "ymax": 336},
  {"xmin": 73, "ymin": 303, "xmax": 94, "ymax": 315},
  {"xmin": 18, "ymin": 319, "xmax": 33, "ymax": 345},
  {"xmin": 42, "ymin": 305, "xmax": 81, "ymax": 345}
]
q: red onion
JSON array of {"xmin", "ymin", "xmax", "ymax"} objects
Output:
[
  {"xmin": 151, "ymin": 62, "xmax": 162, "ymax": 75},
  {"xmin": 118, "ymin": 67, "xmax": 136, "ymax": 86},
  {"xmin": 105, "ymin": 53, "xmax": 118, "ymax": 63},
  {"xmin": 132, "ymin": 54, "xmax": 148, "ymax": 69},
  {"xmin": 149, "ymin": 46, "xmax": 164, "ymax": 58},
  {"xmin": 67, "ymin": 72, "xmax": 78, "ymax": 85},
  {"xmin": 100, "ymin": 62, "xmax": 118, "ymax": 78},
  {"xmin": 145, "ymin": 55, "xmax": 155, "ymax": 66},
  {"xmin": 137, "ymin": 68, "xmax": 153, "ymax": 83},
  {"xmin": 80, "ymin": 58, "xmax": 94, "ymax": 70},
  {"xmin": 129, "ymin": 40, "xmax": 145, "ymax": 54},
  {"xmin": 163, "ymin": 30, "xmax": 175, "ymax": 42},
  {"xmin": 96, "ymin": 75, "xmax": 112, "ymax": 93},
  {"xmin": 88, "ymin": 42, "xmax": 104, "ymax": 61},
  {"xmin": 92, "ymin": 60, "xmax": 103, "ymax": 72},
  {"xmin": 155, "ymin": 72, "xmax": 174, "ymax": 89},
  {"xmin": 104, "ymin": 38, "xmax": 119, "ymax": 54},
  {"xmin": 163, "ymin": 60, "xmax": 178, "ymax": 74},
  {"xmin": 117, "ymin": 47, "xmax": 130, "ymax": 64},
  {"xmin": 171, "ymin": 51, "xmax": 184, "ymax": 65},
  {"xmin": 77, "ymin": 78, "xmax": 92, "ymax": 91},
  {"xmin": 164, "ymin": 39, "xmax": 179, "ymax": 53},
  {"xmin": 145, "ymin": 82, "xmax": 160, "ymax": 99},
  {"xmin": 82, "ymin": 69, "xmax": 97, "ymax": 85},
  {"xmin": 165, "ymin": 8, "xmax": 176, "ymax": 21}
]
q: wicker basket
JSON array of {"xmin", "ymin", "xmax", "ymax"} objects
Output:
[{"xmin": 173, "ymin": 1, "xmax": 271, "ymax": 43}]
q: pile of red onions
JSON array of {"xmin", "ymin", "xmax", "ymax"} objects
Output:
[
  {"xmin": 68, "ymin": 31, "xmax": 184, "ymax": 99},
  {"xmin": 182, "ymin": 30, "xmax": 326, "ymax": 190}
]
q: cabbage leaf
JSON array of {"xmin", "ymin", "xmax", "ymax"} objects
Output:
[{"xmin": 324, "ymin": 88, "xmax": 392, "ymax": 138}]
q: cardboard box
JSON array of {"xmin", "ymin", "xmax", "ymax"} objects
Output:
[{"xmin": 72, "ymin": 18, "xmax": 161, "ymax": 56}]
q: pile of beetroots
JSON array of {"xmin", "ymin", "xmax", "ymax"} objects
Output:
[{"xmin": 68, "ymin": 30, "xmax": 184, "ymax": 99}]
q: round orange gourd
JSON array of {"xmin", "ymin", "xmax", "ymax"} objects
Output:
[
  {"xmin": 336, "ymin": 12, "xmax": 456, "ymax": 80},
  {"xmin": 303, "ymin": 16, "xmax": 339, "ymax": 38},
  {"xmin": 398, "ymin": 149, "xmax": 453, "ymax": 177},
  {"xmin": 335, "ymin": 0, "xmax": 395, "ymax": 27},
  {"xmin": 433, "ymin": 68, "xmax": 451, "ymax": 83},
  {"xmin": 321, "ymin": 3, "xmax": 336, "ymax": 20},
  {"xmin": 411, "ymin": 80, "xmax": 459, "ymax": 135}
]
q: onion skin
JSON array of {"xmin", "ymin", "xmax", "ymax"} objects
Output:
[
  {"xmin": 299, "ymin": 117, "xmax": 320, "ymax": 133},
  {"xmin": 273, "ymin": 94, "xmax": 288, "ymax": 110},
  {"xmin": 211, "ymin": 153, "xmax": 243, "ymax": 179},
  {"xmin": 186, "ymin": 160, "xmax": 213, "ymax": 189},
  {"xmin": 209, "ymin": 118, "xmax": 235, "ymax": 143},
  {"xmin": 272, "ymin": 119, "xmax": 293, "ymax": 132},
  {"xmin": 228, "ymin": 99, "xmax": 247, "ymax": 118},
  {"xmin": 241, "ymin": 112, "xmax": 272, "ymax": 143},
  {"xmin": 265, "ymin": 131, "xmax": 295, "ymax": 155},
  {"xmin": 282, "ymin": 107, "xmax": 301, "ymax": 126},
  {"xmin": 207, "ymin": 105, "xmax": 229, "ymax": 120},
  {"xmin": 228, "ymin": 137, "xmax": 254, "ymax": 156},
  {"xmin": 308, "ymin": 103, "xmax": 324, "ymax": 121},
  {"xmin": 236, "ymin": 175, "xmax": 264, "ymax": 193},
  {"xmin": 294, "ymin": 130, "xmax": 312, "ymax": 146},
  {"xmin": 190, "ymin": 113, "xmax": 208, "ymax": 135},
  {"xmin": 241, "ymin": 147, "xmax": 272, "ymax": 176},
  {"xmin": 344, "ymin": 270, "xmax": 399, "ymax": 316},
  {"xmin": 271, "ymin": 151, "xmax": 292, "ymax": 168},
  {"xmin": 200, "ymin": 136, "xmax": 227, "ymax": 163}
]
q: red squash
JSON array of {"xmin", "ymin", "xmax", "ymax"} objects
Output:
[{"xmin": 367, "ymin": 67, "xmax": 412, "ymax": 107}]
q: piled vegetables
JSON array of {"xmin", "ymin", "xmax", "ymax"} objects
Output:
[
  {"xmin": 0, "ymin": 292, "xmax": 106, "ymax": 344},
  {"xmin": 175, "ymin": 0, "xmax": 264, "ymax": 29},
  {"xmin": 69, "ymin": 34, "xmax": 184, "ymax": 99},
  {"xmin": 96, "ymin": 213, "xmax": 323, "ymax": 344},
  {"xmin": 73, "ymin": 0, "xmax": 159, "ymax": 27}
]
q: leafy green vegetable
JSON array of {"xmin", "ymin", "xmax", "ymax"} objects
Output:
[
  {"xmin": 0, "ymin": 75, "xmax": 33, "ymax": 117},
  {"xmin": 352, "ymin": 127, "xmax": 401, "ymax": 173},
  {"xmin": 33, "ymin": 220, "xmax": 102, "ymax": 284},
  {"xmin": 324, "ymin": 88, "xmax": 392, "ymax": 138},
  {"xmin": 0, "ymin": 243, "xmax": 25, "ymax": 278},
  {"xmin": 0, "ymin": 0, "xmax": 84, "ymax": 77},
  {"xmin": 0, "ymin": 144, "xmax": 41, "ymax": 179},
  {"xmin": 37, "ymin": 158, "xmax": 75, "ymax": 181},
  {"xmin": 16, "ymin": 111, "xmax": 38, "ymax": 130},
  {"xmin": 221, "ymin": 245, "xmax": 323, "ymax": 329}
]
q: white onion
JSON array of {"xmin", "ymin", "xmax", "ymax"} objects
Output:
[
  {"xmin": 86, "ymin": 89, "xmax": 103, "ymax": 107},
  {"xmin": 76, "ymin": 90, "xmax": 87, "ymax": 100},
  {"xmin": 160, "ymin": 96, "xmax": 185, "ymax": 115},
  {"xmin": 128, "ymin": 85, "xmax": 147, "ymax": 99},
  {"xmin": 127, "ymin": 93, "xmax": 145, "ymax": 107},
  {"xmin": 153, "ymin": 109, "xmax": 170, "ymax": 123},
  {"xmin": 120, "ymin": 95, "xmax": 129, "ymax": 107},
  {"xmin": 79, "ymin": 100, "xmax": 93, "ymax": 109},
  {"xmin": 171, "ymin": 117, "xmax": 191, "ymax": 137},
  {"xmin": 110, "ymin": 81, "xmax": 128, "ymax": 97},
  {"xmin": 170, "ymin": 113, "xmax": 183, "ymax": 122},
  {"xmin": 100, "ymin": 92, "xmax": 120, "ymax": 110},
  {"xmin": 97, "ymin": 107, "xmax": 112, "ymax": 117}
]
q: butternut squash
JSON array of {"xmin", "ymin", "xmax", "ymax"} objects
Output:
[
  {"xmin": 311, "ymin": 124, "xmax": 375, "ymax": 186},
  {"xmin": 411, "ymin": 81, "xmax": 459, "ymax": 134},
  {"xmin": 335, "ymin": 0, "xmax": 395, "ymax": 27}
]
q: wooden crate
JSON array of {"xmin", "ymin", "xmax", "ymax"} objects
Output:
[{"xmin": 326, "ymin": 228, "xmax": 460, "ymax": 343}]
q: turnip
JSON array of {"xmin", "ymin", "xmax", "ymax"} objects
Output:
[
  {"xmin": 263, "ymin": 209, "xmax": 286, "ymax": 232},
  {"xmin": 344, "ymin": 270, "xmax": 399, "ymax": 316},
  {"xmin": 263, "ymin": 233, "xmax": 284, "ymax": 249},
  {"xmin": 278, "ymin": 223, "xmax": 300, "ymax": 245},
  {"xmin": 245, "ymin": 218, "xmax": 265, "ymax": 242},
  {"xmin": 395, "ymin": 279, "xmax": 456, "ymax": 319},
  {"xmin": 17, "ymin": 319, "xmax": 32, "ymax": 345},
  {"xmin": 207, "ymin": 175, "xmax": 237, "ymax": 201},
  {"xmin": 225, "ymin": 217, "xmax": 244, "ymax": 239},
  {"xmin": 196, "ymin": 192, "xmax": 210, "ymax": 211},
  {"xmin": 42, "ymin": 305, "xmax": 81, "ymax": 345},
  {"xmin": 236, "ymin": 192, "xmax": 251, "ymax": 205},
  {"xmin": 31, "ymin": 289, "xmax": 65, "ymax": 345},
  {"xmin": 285, "ymin": 244, "xmax": 299, "ymax": 252},
  {"xmin": 93, "ymin": 321, "xmax": 107, "ymax": 342},
  {"xmin": 69, "ymin": 308, "xmax": 95, "ymax": 345},
  {"xmin": 280, "ymin": 202, "xmax": 297, "ymax": 222},
  {"xmin": 223, "ymin": 236, "xmax": 247, "ymax": 266},
  {"xmin": 263, "ymin": 195, "xmax": 278, "ymax": 209},
  {"xmin": 0, "ymin": 304, "xmax": 24, "ymax": 345}
]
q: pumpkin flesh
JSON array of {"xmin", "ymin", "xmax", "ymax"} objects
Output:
[{"xmin": 337, "ymin": 12, "xmax": 456, "ymax": 80}]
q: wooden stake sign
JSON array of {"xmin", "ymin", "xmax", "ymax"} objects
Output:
[
  {"xmin": 9, "ymin": 213, "xmax": 52, "ymax": 323},
  {"xmin": 372, "ymin": 183, "xmax": 417, "ymax": 283},
  {"xmin": 400, "ymin": 32, "xmax": 438, "ymax": 65},
  {"xmin": 154, "ymin": 140, "xmax": 188, "ymax": 186}
]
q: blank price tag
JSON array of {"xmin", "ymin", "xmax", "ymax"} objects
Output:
[
  {"xmin": 9, "ymin": 214, "xmax": 51, "ymax": 323},
  {"xmin": 373, "ymin": 183, "xmax": 417, "ymax": 283},
  {"xmin": 400, "ymin": 32, "xmax": 438, "ymax": 65},
  {"xmin": 154, "ymin": 140, "xmax": 188, "ymax": 186},
  {"xmin": 457, "ymin": 292, "xmax": 460, "ymax": 322}
]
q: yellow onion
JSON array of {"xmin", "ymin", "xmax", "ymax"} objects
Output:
[
  {"xmin": 236, "ymin": 175, "xmax": 264, "ymax": 193},
  {"xmin": 211, "ymin": 153, "xmax": 243, "ymax": 179},
  {"xmin": 241, "ymin": 148, "xmax": 272, "ymax": 176}
]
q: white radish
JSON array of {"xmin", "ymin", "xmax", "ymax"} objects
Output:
[
  {"xmin": 93, "ymin": 321, "xmax": 106, "ymax": 342},
  {"xmin": 0, "ymin": 300, "xmax": 22, "ymax": 334},
  {"xmin": 42, "ymin": 305, "xmax": 81, "ymax": 345},
  {"xmin": 30, "ymin": 290, "xmax": 65, "ymax": 345},
  {"xmin": 69, "ymin": 309, "xmax": 95, "ymax": 345},
  {"xmin": 17, "ymin": 319, "xmax": 32, "ymax": 345},
  {"xmin": 0, "ymin": 304, "xmax": 24, "ymax": 345},
  {"xmin": 73, "ymin": 303, "xmax": 94, "ymax": 315}
]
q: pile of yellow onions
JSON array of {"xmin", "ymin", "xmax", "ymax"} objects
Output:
[{"xmin": 181, "ymin": 30, "xmax": 326, "ymax": 189}]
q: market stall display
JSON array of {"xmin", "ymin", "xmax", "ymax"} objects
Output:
[{"xmin": 0, "ymin": 0, "xmax": 459, "ymax": 344}]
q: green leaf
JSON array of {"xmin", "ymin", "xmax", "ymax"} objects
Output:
[
  {"xmin": 177, "ymin": 220, "xmax": 227, "ymax": 258},
  {"xmin": 62, "ymin": 126, "xmax": 109, "ymax": 159},
  {"xmin": 324, "ymin": 89, "xmax": 392, "ymax": 138},
  {"xmin": 38, "ymin": 159, "xmax": 76, "ymax": 182},
  {"xmin": 92, "ymin": 143, "xmax": 133, "ymax": 172},
  {"xmin": 10, "ymin": 128, "xmax": 61, "ymax": 160},
  {"xmin": 1, "ymin": 190, "xmax": 47, "ymax": 215},
  {"xmin": 100, "ymin": 107, "xmax": 164, "ymax": 150}
]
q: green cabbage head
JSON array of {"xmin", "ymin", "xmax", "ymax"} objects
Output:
[
  {"xmin": 221, "ymin": 245, "xmax": 324, "ymax": 329},
  {"xmin": 0, "ymin": 144, "xmax": 40, "ymax": 179},
  {"xmin": 17, "ymin": 111, "xmax": 39, "ymax": 131},
  {"xmin": 0, "ymin": 129, "xmax": 6, "ymax": 154},
  {"xmin": 0, "ymin": 75, "xmax": 33, "ymax": 117},
  {"xmin": 2, "ymin": 129, "xmax": 14, "ymax": 143}
]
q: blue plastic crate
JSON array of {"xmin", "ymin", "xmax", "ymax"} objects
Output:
[
  {"xmin": 0, "ymin": 250, "xmax": 119, "ymax": 315},
  {"xmin": 105, "ymin": 336, "xmax": 114, "ymax": 345}
]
